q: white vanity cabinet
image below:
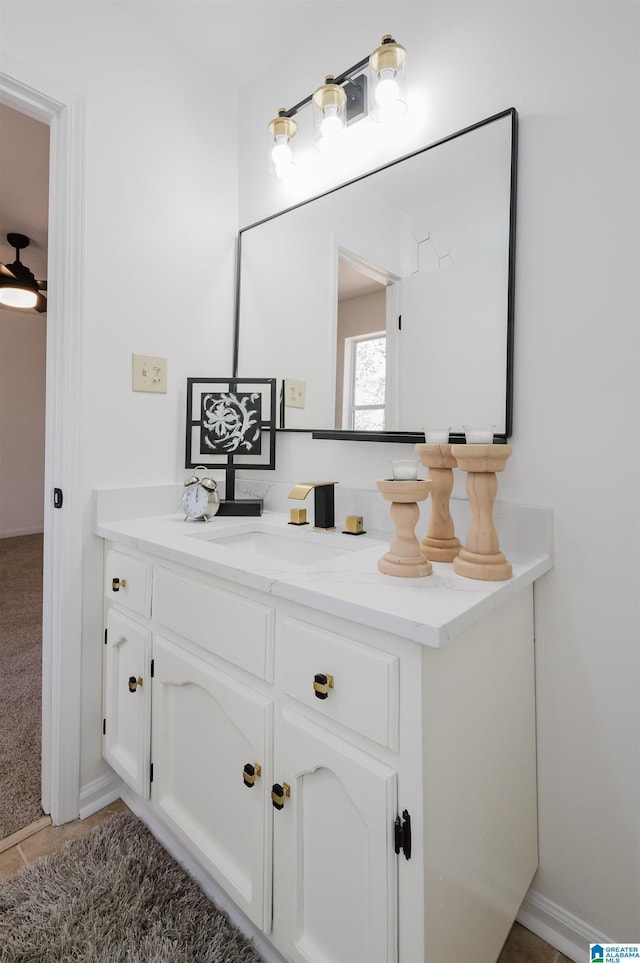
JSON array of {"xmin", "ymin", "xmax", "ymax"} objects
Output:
[
  {"xmin": 270, "ymin": 613, "xmax": 403, "ymax": 963},
  {"xmin": 101, "ymin": 539, "xmax": 538, "ymax": 963},
  {"xmin": 102, "ymin": 549, "xmax": 153, "ymax": 799},
  {"xmin": 151, "ymin": 633, "xmax": 273, "ymax": 930}
]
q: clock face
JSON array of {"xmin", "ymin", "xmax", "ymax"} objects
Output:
[{"xmin": 181, "ymin": 484, "xmax": 209, "ymax": 518}]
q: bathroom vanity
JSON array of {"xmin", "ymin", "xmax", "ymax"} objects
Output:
[{"xmin": 96, "ymin": 500, "xmax": 551, "ymax": 963}]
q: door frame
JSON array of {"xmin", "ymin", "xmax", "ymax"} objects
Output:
[{"xmin": 0, "ymin": 58, "xmax": 84, "ymax": 825}]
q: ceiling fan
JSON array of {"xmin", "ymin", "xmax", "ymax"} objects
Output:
[{"xmin": 0, "ymin": 233, "xmax": 47, "ymax": 313}]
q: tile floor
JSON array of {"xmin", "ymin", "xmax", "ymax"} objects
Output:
[{"xmin": 0, "ymin": 801, "xmax": 575, "ymax": 963}]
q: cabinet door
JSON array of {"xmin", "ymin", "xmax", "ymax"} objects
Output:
[
  {"xmin": 152, "ymin": 635, "xmax": 273, "ymax": 931},
  {"xmin": 103, "ymin": 609, "xmax": 152, "ymax": 798},
  {"xmin": 273, "ymin": 707, "xmax": 398, "ymax": 963}
]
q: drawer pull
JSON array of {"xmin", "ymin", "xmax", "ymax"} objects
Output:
[
  {"xmin": 112, "ymin": 577, "xmax": 127, "ymax": 592},
  {"xmin": 271, "ymin": 782, "xmax": 291, "ymax": 810},
  {"xmin": 313, "ymin": 673, "xmax": 334, "ymax": 699},
  {"xmin": 128, "ymin": 675, "xmax": 143, "ymax": 693},
  {"xmin": 243, "ymin": 762, "xmax": 262, "ymax": 788}
]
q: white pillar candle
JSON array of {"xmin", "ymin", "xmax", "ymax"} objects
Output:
[
  {"xmin": 463, "ymin": 425, "xmax": 495, "ymax": 444},
  {"xmin": 424, "ymin": 427, "xmax": 450, "ymax": 444},
  {"xmin": 390, "ymin": 460, "xmax": 419, "ymax": 479}
]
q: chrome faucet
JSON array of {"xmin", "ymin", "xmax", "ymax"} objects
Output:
[{"xmin": 288, "ymin": 482, "xmax": 338, "ymax": 531}]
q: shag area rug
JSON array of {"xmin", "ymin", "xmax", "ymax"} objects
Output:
[
  {"xmin": 0, "ymin": 811, "xmax": 262, "ymax": 963},
  {"xmin": 0, "ymin": 534, "xmax": 44, "ymax": 839}
]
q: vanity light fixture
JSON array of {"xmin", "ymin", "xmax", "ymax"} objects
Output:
[
  {"xmin": 268, "ymin": 112, "xmax": 298, "ymax": 180},
  {"xmin": 369, "ymin": 36, "xmax": 408, "ymax": 123},
  {"xmin": 312, "ymin": 76, "xmax": 347, "ymax": 154},
  {"xmin": 0, "ymin": 234, "xmax": 47, "ymax": 313},
  {"xmin": 267, "ymin": 34, "xmax": 407, "ymax": 178}
]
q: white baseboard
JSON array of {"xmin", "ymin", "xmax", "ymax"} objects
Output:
[
  {"xmin": 518, "ymin": 888, "xmax": 612, "ymax": 963},
  {"xmin": 1, "ymin": 526, "xmax": 44, "ymax": 539},
  {"xmin": 78, "ymin": 772, "xmax": 123, "ymax": 820}
]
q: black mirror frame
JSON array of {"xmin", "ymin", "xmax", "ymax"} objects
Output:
[{"xmin": 233, "ymin": 107, "xmax": 518, "ymax": 445}]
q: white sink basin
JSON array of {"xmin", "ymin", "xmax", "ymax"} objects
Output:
[
  {"xmin": 182, "ymin": 521, "xmax": 374, "ymax": 568},
  {"xmin": 208, "ymin": 531, "xmax": 347, "ymax": 566}
]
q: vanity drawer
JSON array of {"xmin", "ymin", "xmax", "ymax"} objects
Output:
[
  {"xmin": 105, "ymin": 549, "xmax": 152, "ymax": 618},
  {"xmin": 279, "ymin": 617, "xmax": 399, "ymax": 750},
  {"xmin": 153, "ymin": 568, "xmax": 274, "ymax": 681}
]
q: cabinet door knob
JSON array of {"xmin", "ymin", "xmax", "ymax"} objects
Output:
[
  {"xmin": 313, "ymin": 673, "xmax": 334, "ymax": 699},
  {"xmin": 128, "ymin": 675, "xmax": 143, "ymax": 693},
  {"xmin": 242, "ymin": 762, "xmax": 262, "ymax": 788},
  {"xmin": 112, "ymin": 577, "xmax": 127, "ymax": 592},
  {"xmin": 271, "ymin": 782, "xmax": 291, "ymax": 810}
]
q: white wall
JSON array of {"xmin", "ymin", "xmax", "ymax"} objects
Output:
[
  {"xmin": 0, "ymin": 307, "xmax": 46, "ymax": 536},
  {"xmin": 1, "ymin": 1, "xmax": 238, "ymax": 789},
  {"xmin": 238, "ymin": 0, "xmax": 640, "ymax": 948}
]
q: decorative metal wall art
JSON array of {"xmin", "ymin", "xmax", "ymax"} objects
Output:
[{"xmin": 185, "ymin": 377, "xmax": 276, "ymax": 471}]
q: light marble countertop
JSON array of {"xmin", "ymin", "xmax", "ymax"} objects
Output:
[{"xmin": 96, "ymin": 509, "xmax": 552, "ymax": 648}]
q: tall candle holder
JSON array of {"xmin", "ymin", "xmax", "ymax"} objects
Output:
[
  {"xmin": 376, "ymin": 479, "xmax": 433, "ymax": 578},
  {"xmin": 450, "ymin": 444, "xmax": 512, "ymax": 581},
  {"xmin": 415, "ymin": 443, "xmax": 461, "ymax": 562}
]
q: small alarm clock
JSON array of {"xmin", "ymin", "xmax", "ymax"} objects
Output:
[{"xmin": 181, "ymin": 469, "xmax": 220, "ymax": 521}]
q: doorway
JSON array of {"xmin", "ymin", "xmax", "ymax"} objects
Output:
[
  {"xmin": 1, "ymin": 59, "xmax": 84, "ymax": 829},
  {"xmin": 335, "ymin": 254, "xmax": 396, "ymax": 430},
  {"xmin": 0, "ymin": 104, "xmax": 49, "ymax": 841}
]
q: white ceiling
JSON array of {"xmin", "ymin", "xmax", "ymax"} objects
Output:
[{"xmin": 110, "ymin": 1, "xmax": 340, "ymax": 84}]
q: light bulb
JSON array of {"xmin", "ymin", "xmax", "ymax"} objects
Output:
[
  {"xmin": 271, "ymin": 135, "xmax": 292, "ymax": 166},
  {"xmin": 375, "ymin": 68, "xmax": 400, "ymax": 106},
  {"xmin": 0, "ymin": 287, "xmax": 38, "ymax": 308},
  {"xmin": 320, "ymin": 104, "xmax": 344, "ymax": 139},
  {"xmin": 374, "ymin": 67, "xmax": 407, "ymax": 122}
]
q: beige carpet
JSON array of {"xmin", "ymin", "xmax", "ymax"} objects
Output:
[
  {"xmin": 0, "ymin": 534, "xmax": 44, "ymax": 840},
  {"xmin": 0, "ymin": 810, "xmax": 262, "ymax": 962}
]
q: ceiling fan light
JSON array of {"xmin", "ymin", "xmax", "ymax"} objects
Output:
[
  {"xmin": 0, "ymin": 285, "xmax": 38, "ymax": 309},
  {"xmin": 0, "ymin": 234, "xmax": 46, "ymax": 312}
]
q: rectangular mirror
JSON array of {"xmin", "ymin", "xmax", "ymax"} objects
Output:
[{"xmin": 234, "ymin": 108, "xmax": 517, "ymax": 443}]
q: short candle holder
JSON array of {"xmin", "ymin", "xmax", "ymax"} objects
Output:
[
  {"xmin": 450, "ymin": 444, "xmax": 512, "ymax": 581},
  {"xmin": 376, "ymin": 479, "xmax": 433, "ymax": 578},
  {"xmin": 415, "ymin": 443, "xmax": 461, "ymax": 562}
]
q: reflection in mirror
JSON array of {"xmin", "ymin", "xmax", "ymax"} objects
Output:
[
  {"xmin": 235, "ymin": 109, "xmax": 516, "ymax": 441},
  {"xmin": 336, "ymin": 258, "xmax": 387, "ymax": 430}
]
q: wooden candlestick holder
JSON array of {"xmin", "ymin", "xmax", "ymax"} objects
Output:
[
  {"xmin": 415, "ymin": 443, "xmax": 461, "ymax": 562},
  {"xmin": 450, "ymin": 444, "xmax": 512, "ymax": 581},
  {"xmin": 376, "ymin": 479, "xmax": 433, "ymax": 578}
]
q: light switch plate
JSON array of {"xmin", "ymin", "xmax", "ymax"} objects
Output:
[
  {"xmin": 132, "ymin": 354, "xmax": 167, "ymax": 393},
  {"xmin": 284, "ymin": 378, "xmax": 305, "ymax": 408}
]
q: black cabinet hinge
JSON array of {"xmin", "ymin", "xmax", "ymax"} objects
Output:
[
  {"xmin": 150, "ymin": 762, "xmax": 154, "ymax": 783},
  {"xmin": 102, "ymin": 718, "xmax": 106, "ymax": 736},
  {"xmin": 398, "ymin": 314, "xmax": 402, "ymax": 331},
  {"xmin": 150, "ymin": 658, "xmax": 154, "ymax": 678},
  {"xmin": 104, "ymin": 628, "xmax": 108, "ymax": 645},
  {"xmin": 53, "ymin": 487, "xmax": 63, "ymax": 509},
  {"xmin": 394, "ymin": 809, "xmax": 412, "ymax": 860}
]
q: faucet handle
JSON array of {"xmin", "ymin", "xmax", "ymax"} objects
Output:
[{"xmin": 288, "ymin": 481, "xmax": 338, "ymax": 500}]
